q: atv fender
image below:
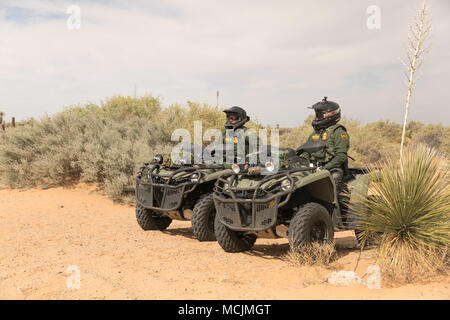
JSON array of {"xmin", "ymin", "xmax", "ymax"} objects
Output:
[
  {"xmin": 345, "ymin": 173, "xmax": 372, "ymax": 229},
  {"xmin": 292, "ymin": 170, "xmax": 336, "ymax": 204}
]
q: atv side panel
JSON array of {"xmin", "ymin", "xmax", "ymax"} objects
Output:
[
  {"xmin": 292, "ymin": 170, "xmax": 336, "ymax": 204},
  {"xmin": 347, "ymin": 173, "xmax": 372, "ymax": 207}
]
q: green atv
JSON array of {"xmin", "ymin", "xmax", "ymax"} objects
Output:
[
  {"xmin": 135, "ymin": 144, "xmax": 232, "ymax": 241},
  {"xmin": 213, "ymin": 141, "xmax": 372, "ymax": 252}
]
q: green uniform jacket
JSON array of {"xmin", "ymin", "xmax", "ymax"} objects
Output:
[
  {"xmin": 222, "ymin": 126, "xmax": 260, "ymax": 165},
  {"xmin": 299, "ymin": 124, "xmax": 350, "ymax": 172}
]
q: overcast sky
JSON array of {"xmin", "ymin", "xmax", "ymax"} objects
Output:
[{"xmin": 0, "ymin": 0, "xmax": 449, "ymax": 127}]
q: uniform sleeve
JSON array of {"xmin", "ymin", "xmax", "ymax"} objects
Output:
[{"xmin": 324, "ymin": 127, "xmax": 349, "ymax": 170}]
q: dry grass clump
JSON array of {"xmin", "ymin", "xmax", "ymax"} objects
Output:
[
  {"xmin": 378, "ymin": 241, "xmax": 448, "ymax": 283},
  {"xmin": 284, "ymin": 242, "xmax": 337, "ymax": 267}
]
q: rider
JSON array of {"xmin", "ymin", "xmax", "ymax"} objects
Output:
[
  {"xmin": 299, "ymin": 97, "xmax": 350, "ymax": 192},
  {"xmin": 222, "ymin": 106, "xmax": 259, "ymax": 166}
]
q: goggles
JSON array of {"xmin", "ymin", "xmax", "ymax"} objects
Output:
[
  {"xmin": 227, "ymin": 114, "xmax": 239, "ymax": 121},
  {"xmin": 316, "ymin": 107, "xmax": 340, "ymax": 120}
]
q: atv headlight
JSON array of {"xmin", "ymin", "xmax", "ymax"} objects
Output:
[
  {"xmin": 281, "ymin": 179, "xmax": 292, "ymax": 191},
  {"xmin": 232, "ymin": 164, "xmax": 241, "ymax": 174},
  {"xmin": 178, "ymin": 158, "xmax": 188, "ymax": 166},
  {"xmin": 153, "ymin": 154, "xmax": 163, "ymax": 164},
  {"xmin": 190, "ymin": 173, "xmax": 200, "ymax": 182},
  {"xmin": 265, "ymin": 161, "xmax": 275, "ymax": 173}
]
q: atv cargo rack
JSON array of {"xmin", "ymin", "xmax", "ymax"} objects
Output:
[{"xmin": 136, "ymin": 163, "xmax": 223, "ymax": 212}]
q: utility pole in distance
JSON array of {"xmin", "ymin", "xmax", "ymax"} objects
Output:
[{"xmin": 216, "ymin": 90, "xmax": 219, "ymax": 108}]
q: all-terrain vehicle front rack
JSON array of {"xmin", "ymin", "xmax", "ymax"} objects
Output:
[
  {"xmin": 213, "ymin": 167, "xmax": 317, "ymax": 231},
  {"xmin": 136, "ymin": 163, "xmax": 223, "ymax": 211}
]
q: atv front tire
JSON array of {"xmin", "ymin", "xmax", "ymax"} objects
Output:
[
  {"xmin": 191, "ymin": 194, "xmax": 216, "ymax": 241},
  {"xmin": 136, "ymin": 202, "xmax": 172, "ymax": 231},
  {"xmin": 288, "ymin": 202, "xmax": 334, "ymax": 251},
  {"xmin": 214, "ymin": 214, "xmax": 257, "ymax": 252}
]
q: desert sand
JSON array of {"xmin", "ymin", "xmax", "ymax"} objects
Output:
[{"xmin": 0, "ymin": 184, "xmax": 448, "ymax": 300}]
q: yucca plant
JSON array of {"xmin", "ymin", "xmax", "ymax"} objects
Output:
[{"xmin": 350, "ymin": 144, "xmax": 449, "ymax": 282}]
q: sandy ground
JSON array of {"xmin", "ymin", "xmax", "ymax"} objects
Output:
[{"xmin": 0, "ymin": 184, "xmax": 448, "ymax": 300}]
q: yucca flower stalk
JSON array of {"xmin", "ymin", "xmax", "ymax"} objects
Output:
[
  {"xmin": 350, "ymin": 145, "xmax": 449, "ymax": 281},
  {"xmin": 400, "ymin": 1, "xmax": 431, "ymax": 172}
]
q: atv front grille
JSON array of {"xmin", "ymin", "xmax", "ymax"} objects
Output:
[
  {"xmin": 213, "ymin": 170, "xmax": 301, "ymax": 231},
  {"xmin": 214, "ymin": 196, "xmax": 279, "ymax": 231},
  {"xmin": 136, "ymin": 164, "xmax": 201, "ymax": 211}
]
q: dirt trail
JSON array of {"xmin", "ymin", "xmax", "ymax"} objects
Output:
[{"xmin": 0, "ymin": 184, "xmax": 448, "ymax": 300}]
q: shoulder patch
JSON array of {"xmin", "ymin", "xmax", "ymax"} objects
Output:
[
  {"xmin": 312, "ymin": 134, "xmax": 320, "ymax": 140},
  {"xmin": 331, "ymin": 124, "xmax": 347, "ymax": 133},
  {"xmin": 341, "ymin": 132, "xmax": 348, "ymax": 140}
]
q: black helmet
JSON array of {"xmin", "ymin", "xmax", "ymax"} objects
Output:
[
  {"xmin": 223, "ymin": 106, "xmax": 250, "ymax": 130},
  {"xmin": 309, "ymin": 97, "xmax": 341, "ymax": 131}
]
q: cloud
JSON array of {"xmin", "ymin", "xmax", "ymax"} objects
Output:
[{"xmin": 0, "ymin": 0, "xmax": 448, "ymax": 126}]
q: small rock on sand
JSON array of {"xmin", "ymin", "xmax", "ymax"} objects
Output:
[{"xmin": 326, "ymin": 271, "xmax": 364, "ymax": 286}]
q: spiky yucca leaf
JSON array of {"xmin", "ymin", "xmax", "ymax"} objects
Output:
[{"xmin": 350, "ymin": 145, "xmax": 449, "ymax": 280}]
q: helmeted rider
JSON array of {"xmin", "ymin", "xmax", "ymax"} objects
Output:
[
  {"xmin": 223, "ymin": 106, "xmax": 249, "ymax": 131},
  {"xmin": 222, "ymin": 106, "xmax": 259, "ymax": 166},
  {"xmin": 299, "ymin": 97, "xmax": 350, "ymax": 192}
]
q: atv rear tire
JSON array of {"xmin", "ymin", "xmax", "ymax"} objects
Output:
[
  {"xmin": 214, "ymin": 214, "xmax": 257, "ymax": 252},
  {"xmin": 191, "ymin": 194, "xmax": 216, "ymax": 241},
  {"xmin": 136, "ymin": 202, "xmax": 172, "ymax": 231},
  {"xmin": 288, "ymin": 202, "xmax": 334, "ymax": 251}
]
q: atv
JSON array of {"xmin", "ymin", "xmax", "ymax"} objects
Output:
[
  {"xmin": 212, "ymin": 140, "xmax": 372, "ymax": 252},
  {"xmin": 135, "ymin": 144, "xmax": 232, "ymax": 241}
]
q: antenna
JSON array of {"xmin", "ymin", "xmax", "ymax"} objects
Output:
[{"xmin": 216, "ymin": 90, "xmax": 219, "ymax": 108}]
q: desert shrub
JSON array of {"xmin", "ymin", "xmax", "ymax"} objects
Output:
[
  {"xmin": 0, "ymin": 113, "xmax": 84, "ymax": 187},
  {"xmin": 350, "ymin": 145, "xmax": 449, "ymax": 282},
  {"xmin": 99, "ymin": 95, "xmax": 163, "ymax": 121},
  {"xmin": 0, "ymin": 95, "xmax": 243, "ymax": 201},
  {"xmin": 278, "ymin": 115, "xmax": 314, "ymax": 149},
  {"xmin": 0, "ymin": 95, "xmax": 170, "ymax": 197},
  {"xmin": 409, "ymin": 123, "xmax": 450, "ymax": 155},
  {"xmin": 1, "ymin": 94, "xmax": 449, "ymax": 204}
]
